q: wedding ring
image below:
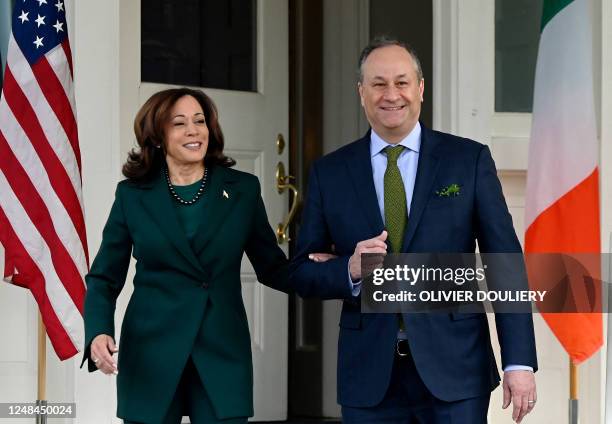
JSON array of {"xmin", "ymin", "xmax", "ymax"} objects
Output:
[
  {"xmin": 92, "ymin": 357, "xmax": 99, "ymax": 363},
  {"xmin": 528, "ymin": 400, "xmax": 536, "ymax": 404}
]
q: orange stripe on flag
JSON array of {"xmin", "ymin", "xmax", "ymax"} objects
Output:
[
  {"xmin": 526, "ymin": 169, "xmax": 602, "ymax": 363},
  {"xmin": 526, "ymin": 169, "xmax": 599, "ymax": 252},
  {"xmin": 539, "ymin": 313, "xmax": 602, "ymax": 364}
]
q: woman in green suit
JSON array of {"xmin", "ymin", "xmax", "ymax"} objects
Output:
[{"xmin": 82, "ymin": 88, "xmax": 294, "ymax": 423}]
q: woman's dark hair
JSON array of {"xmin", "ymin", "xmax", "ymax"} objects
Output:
[{"xmin": 122, "ymin": 87, "xmax": 235, "ymax": 181}]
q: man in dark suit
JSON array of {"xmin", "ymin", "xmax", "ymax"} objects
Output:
[{"xmin": 290, "ymin": 38, "xmax": 537, "ymax": 423}]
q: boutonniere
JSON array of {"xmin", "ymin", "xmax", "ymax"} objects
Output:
[{"xmin": 435, "ymin": 183, "xmax": 461, "ymax": 197}]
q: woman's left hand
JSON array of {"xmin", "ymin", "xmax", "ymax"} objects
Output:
[{"xmin": 308, "ymin": 253, "xmax": 338, "ymax": 262}]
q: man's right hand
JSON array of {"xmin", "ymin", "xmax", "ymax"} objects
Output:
[
  {"xmin": 349, "ymin": 230, "xmax": 388, "ymax": 280},
  {"xmin": 91, "ymin": 334, "xmax": 119, "ymax": 375}
]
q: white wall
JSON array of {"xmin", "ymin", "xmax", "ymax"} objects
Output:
[{"xmin": 72, "ymin": 0, "xmax": 125, "ymax": 422}]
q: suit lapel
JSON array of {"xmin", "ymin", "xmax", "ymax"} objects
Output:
[
  {"xmin": 191, "ymin": 165, "xmax": 241, "ymax": 258},
  {"xmin": 139, "ymin": 173, "xmax": 205, "ymax": 276},
  {"xmin": 402, "ymin": 125, "xmax": 441, "ymax": 251},
  {"xmin": 346, "ymin": 133, "xmax": 385, "ymax": 234}
]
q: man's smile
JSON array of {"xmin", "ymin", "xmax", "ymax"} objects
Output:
[{"xmin": 380, "ymin": 105, "xmax": 406, "ymax": 111}]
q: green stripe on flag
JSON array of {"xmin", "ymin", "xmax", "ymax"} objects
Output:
[{"xmin": 541, "ymin": 0, "xmax": 574, "ymax": 30}]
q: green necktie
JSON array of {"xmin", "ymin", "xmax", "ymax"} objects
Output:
[
  {"xmin": 384, "ymin": 145, "xmax": 407, "ymax": 253},
  {"xmin": 384, "ymin": 145, "xmax": 408, "ymax": 333}
]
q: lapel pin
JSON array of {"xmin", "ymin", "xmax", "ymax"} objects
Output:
[
  {"xmin": 223, "ymin": 190, "xmax": 229, "ymax": 199},
  {"xmin": 435, "ymin": 183, "xmax": 461, "ymax": 197}
]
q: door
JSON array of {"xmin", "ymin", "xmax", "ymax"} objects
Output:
[{"xmin": 129, "ymin": 0, "xmax": 290, "ymax": 421}]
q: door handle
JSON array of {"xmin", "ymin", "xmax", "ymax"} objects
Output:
[{"xmin": 276, "ymin": 162, "xmax": 301, "ymax": 244}]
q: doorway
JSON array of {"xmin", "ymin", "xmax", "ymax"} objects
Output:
[{"xmin": 288, "ymin": 0, "xmax": 433, "ymax": 419}]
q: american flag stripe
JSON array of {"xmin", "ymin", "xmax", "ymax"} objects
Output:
[
  {"xmin": 1, "ymin": 68, "xmax": 87, "ymax": 258},
  {"xmin": 0, "ymin": 132, "xmax": 86, "ymax": 310},
  {"xmin": 0, "ymin": 197, "xmax": 82, "ymax": 332},
  {"xmin": 31, "ymin": 59, "xmax": 80, "ymax": 165},
  {"xmin": 45, "ymin": 45, "xmax": 76, "ymax": 116},
  {"xmin": 6, "ymin": 36, "xmax": 81, "ymax": 171},
  {"xmin": 0, "ymin": 180, "xmax": 84, "ymax": 358},
  {"xmin": 5, "ymin": 36, "xmax": 82, "ymax": 197},
  {"xmin": 0, "ymin": 205, "xmax": 79, "ymax": 359},
  {"xmin": 60, "ymin": 40, "xmax": 73, "ymax": 78},
  {"xmin": 0, "ymin": 168, "xmax": 84, "ymax": 319},
  {"xmin": 0, "ymin": 134, "xmax": 86, "ymax": 294},
  {"xmin": 1, "ymin": 0, "xmax": 86, "ymax": 360}
]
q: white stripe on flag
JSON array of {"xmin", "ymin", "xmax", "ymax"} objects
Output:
[
  {"xmin": 0, "ymin": 98, "xmax": 87, "ymax": 279},
  {"xmin": 525, "ymin": 0, "xmax": 598, "ymax": 228},
  {"xmin": 6, "ymin": 35, "xmax": 83, "ymax": 208},
  {"xmin": 0, "ymin": 170, "xmax": 83, "ymax": 348},
  {"xmin": 45, "ymin": 45, "xmax": 77, "ymax": 118}
]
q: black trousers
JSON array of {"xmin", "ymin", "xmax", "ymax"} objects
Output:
[{"xmin": 342, "ymin": 349, "xmax": 490, "ymax": 424}]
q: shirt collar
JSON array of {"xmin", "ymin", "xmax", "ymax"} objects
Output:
[{"xmin": 370, "ymin": 122, "xmax": 422, "ymax": 158}]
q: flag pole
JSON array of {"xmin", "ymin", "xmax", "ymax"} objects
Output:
[
  {"xmin": 36, "ymin": 313, "xmax": 47, "ymax": 424},
  {"xmin": 605, "ymin": 233, "xmax": 612, "ymax": 424},
  {"xmin": 569, "ymin": 360, "xmax": 578, "ymax": 424}
]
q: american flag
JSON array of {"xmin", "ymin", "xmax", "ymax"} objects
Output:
[{"xmin": 0, "ymin": 0, "xmax": 88, "ymax": 360}]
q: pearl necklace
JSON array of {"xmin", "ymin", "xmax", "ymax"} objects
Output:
[{"xmin": 165, "ymin": 167, "xmax": 208, "ymax": 206}]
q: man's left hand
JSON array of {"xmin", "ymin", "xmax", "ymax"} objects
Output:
[{"xmin": 502, "ymin": 370, "xmax": 536, "ymax": 423}]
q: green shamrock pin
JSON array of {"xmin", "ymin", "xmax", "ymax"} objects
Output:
[{"xmin": 436, "ymin": 183, "xmax": 461, "ymax": 197}]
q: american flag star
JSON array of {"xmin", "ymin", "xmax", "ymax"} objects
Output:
[
  {"xmin": 18, "ymin": 11, "xmax": 29, "ymax": 23},
  {"xmin": 53, "ymin": 20, "xmax": 64, "ymax": 33},
  {"xmin": 33, "ymin": 35, "xmax": 44, "ymax": 48},
  {"xmin": 35, "ymin": 14, "xmax": 46, "ymax": 27}
]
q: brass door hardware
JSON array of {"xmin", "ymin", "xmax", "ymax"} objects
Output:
[
  {"xmin": 276, "ymin": 161, "xmax": 300, "ymax": 244},
  {"xmin": 276, "ymin": 133, "xmax": 286, "ymax": 155}
]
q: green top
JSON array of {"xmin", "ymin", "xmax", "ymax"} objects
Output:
[{"xmin": 172, "ymin": 178, "xmax": 208, "ymax": 243}]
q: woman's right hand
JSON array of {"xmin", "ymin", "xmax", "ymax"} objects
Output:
[{"xmin": 91, "ymin": 334, "xmax": 119, "ymax": 375}]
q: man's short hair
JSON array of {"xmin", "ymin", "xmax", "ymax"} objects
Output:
[{"xmin": 358, "ymin": 36, "xmax": 424, "ymax": 82}]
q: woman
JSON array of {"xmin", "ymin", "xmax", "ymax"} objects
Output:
[{"xmin": 82, "ymin": 88, "xmax": 294, "ymax": 423}]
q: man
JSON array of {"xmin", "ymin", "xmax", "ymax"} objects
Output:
[{"xmin": 290, "ymin": 37, "xmax": 537, "ymax": 423}]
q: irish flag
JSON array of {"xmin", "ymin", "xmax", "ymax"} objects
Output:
[{"xmin": 525, "ymin": 0, "xmax": 602, "ymax": 363}]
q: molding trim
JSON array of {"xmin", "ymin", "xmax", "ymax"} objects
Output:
[{"xmin": 432, "ymin": 0, "xmax": 458, "ymax": 134}]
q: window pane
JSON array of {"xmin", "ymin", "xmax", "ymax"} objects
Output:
[
  {"xmin": 141, "ymin": 0, "xmax": 257, "ymax": 92},
  {"xmin": 495, "ymin": 0, "xmax": 542, "ymax": 112}
]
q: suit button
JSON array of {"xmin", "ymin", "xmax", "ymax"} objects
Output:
[{"xmin": 201, "ymin": 282, "xmax": 209, "ymax": 289}]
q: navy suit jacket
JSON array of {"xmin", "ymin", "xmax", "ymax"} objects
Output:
[{"xmin": 290, "ymin": 125, "xmax": 538, "ymax": 407}]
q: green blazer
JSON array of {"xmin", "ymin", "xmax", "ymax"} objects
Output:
[{"xmin": 82, "ymin": 165, "xmax": 290, "ymax": 423}]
